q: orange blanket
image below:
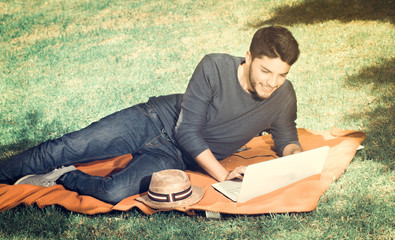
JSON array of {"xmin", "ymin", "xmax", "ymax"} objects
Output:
[{"xmin": 0, "ymin": 128, "xmax": 366, "ymax": 215}]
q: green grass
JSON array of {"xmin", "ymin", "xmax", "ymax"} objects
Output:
[{"xmin": 0, "ymin": 0, "xmax": 394, "ymax": 239}]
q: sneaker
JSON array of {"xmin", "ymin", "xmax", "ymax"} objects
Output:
[{"xmin": 14, "ymin": 165, "xmax": 77, "ymax": 187}]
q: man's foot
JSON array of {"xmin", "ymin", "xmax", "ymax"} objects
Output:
[{"xmin": 14, "ymin": 166, "xmax": 77, "ymax": 187}]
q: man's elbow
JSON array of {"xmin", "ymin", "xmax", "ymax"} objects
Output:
[{"xmin": 282, "ymin": 143, "xmax": 302, "ymax": 156}]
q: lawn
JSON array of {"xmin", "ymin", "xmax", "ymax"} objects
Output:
[{"xmin": 0, "ymin": 0, "xmax": 394, "ymax": 239}]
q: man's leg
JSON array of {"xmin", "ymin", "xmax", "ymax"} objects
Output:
[
  {"xmin": 58, "ymin": 136, "xmax": 184, "ymax": 204},
  {"xmin": 0, "ymin": 103, "xmax": 165, "ymax": 184}
]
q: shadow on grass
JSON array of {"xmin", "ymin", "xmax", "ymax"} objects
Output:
[
  {"xmin": 249, "ymin": 0, "xmax": 394, "ymax": 27},
  {"xmin": 0, "ymin": 111, "xmax": 69, "ymax": 160},
  {"xmin": 0, "ymin": 205, "xmax": 73, "ymax": 239},
  {"xmin": 343, "ymin": 58, "xmax": 394, "ymax": 169}
]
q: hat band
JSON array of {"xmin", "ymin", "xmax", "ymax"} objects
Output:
[{"xmin": 148, "ymin": 186, "xmax": 192, "ymax": 203}]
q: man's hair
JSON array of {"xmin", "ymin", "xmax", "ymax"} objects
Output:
[{"xmin": 249, "ymin": 26, "xmax": 300, "ymax": 65}]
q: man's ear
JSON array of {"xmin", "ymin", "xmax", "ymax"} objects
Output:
[{"xmin": 245, "ymin": 51, "xmax": 252, "ymax": 65}]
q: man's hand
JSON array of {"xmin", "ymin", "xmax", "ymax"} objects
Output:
[
  {"xmin": 195, "ymin": 150, "xmax": 246, "ymax": 182},
  {"xmin": 225, "ymin": 166, "xmax": 246, "ymax": 181},
  {"xmin": 282, "ymin": 143, "xmax": 302, "ymax": 156}
]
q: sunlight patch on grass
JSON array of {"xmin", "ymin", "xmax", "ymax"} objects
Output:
[
  {"xmin": 319, "ymin": 159, "xmax": 394, "ymax": 238},
  {"xmin": 290, "ymin": 21, "xmax": 394, "ymax": 131}
]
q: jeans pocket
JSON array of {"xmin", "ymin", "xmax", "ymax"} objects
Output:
[{"xmin": 140, "ymin": 134, "xmax": 167, "ymax": 152}]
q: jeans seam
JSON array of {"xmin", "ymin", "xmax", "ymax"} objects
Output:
[{"xmin": 138, "ymin": 133, "xmax": 167, "ymax": 153}]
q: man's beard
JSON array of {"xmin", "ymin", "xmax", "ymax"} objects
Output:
[
  {"xmin": 250, "ymin": 90, "xmax": 264, "ymax": 101},
  {"xmin": 248, "ymin": 66, "xmax": 266, "ymax": 101},
  {"xmin": 249, "ymin": 78, "xmax": 266, "ymax": 101}
]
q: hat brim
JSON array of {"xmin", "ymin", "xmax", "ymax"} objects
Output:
[{"xmin": 136, "ymin": 185, "xmax": 204, "ymax": 210}]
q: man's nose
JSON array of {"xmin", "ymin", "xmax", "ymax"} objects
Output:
[{"xmin": 267, "ymin": 75, "xmax": 277, "ymax": 88}]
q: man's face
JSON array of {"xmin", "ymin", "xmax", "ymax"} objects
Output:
[{"xmin": 247, "ymin": 54, "xmax": 291, "ymax": 100}]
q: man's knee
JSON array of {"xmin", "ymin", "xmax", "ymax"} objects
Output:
[{"xmin": 97, "ymin": 177, "xmax": 150, "ymax": 204}]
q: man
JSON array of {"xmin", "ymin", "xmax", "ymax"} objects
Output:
[{"xmin": 0, "ymin": 26, "xmax": 302, "ymax": 204}]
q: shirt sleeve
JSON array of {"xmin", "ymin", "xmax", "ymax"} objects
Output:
[
  {"xmin": 175, "ymin": 55, "xmax": 216, "ymax": 159},
  {"xmin": 270, "ymin": 82, "xmax": 301, "ymax": 156}
]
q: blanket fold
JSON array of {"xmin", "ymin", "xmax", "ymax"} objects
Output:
[{"xmin": 0, "ymin": 128, "xmax": 366, "ymax": 215}]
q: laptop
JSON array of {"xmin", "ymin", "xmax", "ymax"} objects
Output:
[{"xmin": 212, "ymin": 146, "xmax": 329, "ymax": 203}]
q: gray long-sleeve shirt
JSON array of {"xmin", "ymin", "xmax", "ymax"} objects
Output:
[{"xmin": 149, "ymin": 53, "xmax": 300, "ymax": 166}]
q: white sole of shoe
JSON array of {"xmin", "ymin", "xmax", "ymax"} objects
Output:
[{"xmin": 14, "ymin": 174, "xmax": 36, "ymax": 185}]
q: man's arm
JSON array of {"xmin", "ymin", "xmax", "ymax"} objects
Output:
[
  {"xmin": 269, "ymin": 80, "xmax": 301, "ymax": 156},
  {"xmin": 175, "ymin": 55, "xmax": 213, "ymax": 160},
  {"xmin": 175, "ymin": 55, "xmax": 244, "ymax": 181},
  {"xmin": 195, "ymin": 149, "xmax": 245, "ymax": 182}
]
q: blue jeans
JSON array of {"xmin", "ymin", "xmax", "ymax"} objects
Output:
[{"xmin": 0, "ymin": 103, "xmax": 186, "ymax": 204}]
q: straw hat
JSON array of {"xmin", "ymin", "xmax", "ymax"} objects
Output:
[{"xmin": 136, "ymin": 169, "xmax": 204, "ymax": 209}]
